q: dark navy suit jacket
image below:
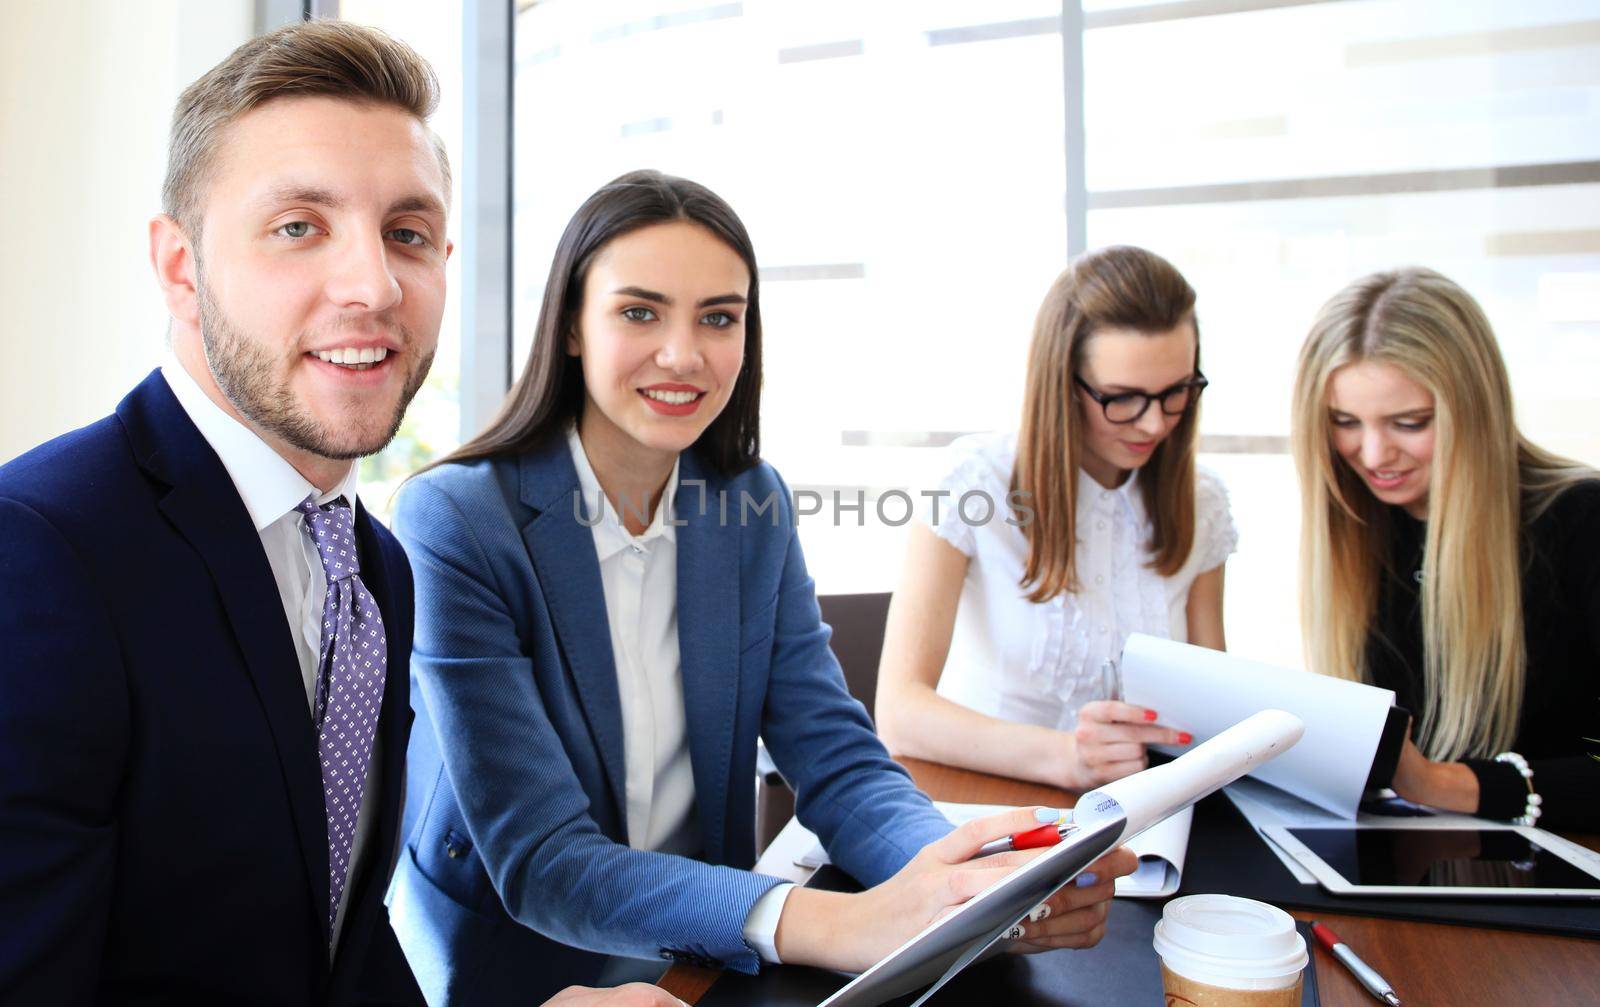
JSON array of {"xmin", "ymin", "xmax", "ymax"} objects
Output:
[
  {"xmin": 388, "ymin": 436, "xmax": 953, "ymax": 1006},
  {"xmin": 0, "ymin": 371, "xmax": 422, "ymax": 1006}
]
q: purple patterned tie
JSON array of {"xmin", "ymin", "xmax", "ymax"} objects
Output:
[{"xmin": 297, "ymin": 495, "xmax": 386, "ymax": 940}]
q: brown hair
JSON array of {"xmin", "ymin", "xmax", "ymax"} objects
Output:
[
  {"xmin": 1014, "ymin": 245, "xmax": 1201, "ymax": 602},
  {"xmin": 162, "ymin": 19, "xmax": 447, "ymax": 237},
  {"xmin": 425, "ymin": 170, "xmax": 763, "ymax": 477}
]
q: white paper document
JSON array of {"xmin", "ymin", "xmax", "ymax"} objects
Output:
[
  {"xmin": 1115, "ymin": 805, "xmax": 1191, "ymax": 898},
  {"xmin": 1223, "ymin": 777, "xmax": 1339, "ymax": 883},
  {"xmin": 1120, "ymin": 634, "xmax": 1393, "ymax": 818}
]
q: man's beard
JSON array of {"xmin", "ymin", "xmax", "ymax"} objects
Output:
[{"xmin": 196, "ymin": 276, "xmax": 434, "ymax": 461}]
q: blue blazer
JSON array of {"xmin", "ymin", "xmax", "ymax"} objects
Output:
[
  {"xmin": 0, "ymin": 372, "xmax": 421, "ymax": 1006},
  {"xmin": 389, "ymin": 435, "xmax": 951, "ymax": 1006}
]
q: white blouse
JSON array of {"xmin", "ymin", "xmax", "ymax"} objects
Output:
[
  {"xmin": 925, "ymin": 431, "xmax": 1237, "ymax": 732},
  {"xmin": 565, "ymin": 429, "xmax": 788, "ymax": 963},
  {"xmin": 566, "ymin": 427, "xmax": 699, "ymax": 858}
]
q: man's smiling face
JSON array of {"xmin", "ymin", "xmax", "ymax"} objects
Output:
[{"xmin": 186, "ymin": 94, "xmax": 452, "ymax": 468}]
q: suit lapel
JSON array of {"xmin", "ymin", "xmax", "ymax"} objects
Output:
[
  {"xmin": 675, "ymin": 451, "xmax": 741, "ymax": 863},
  {"xmin": 352, "ymin": 506, "xmax": 410, "ymax": 839},
  {"xmin": 117, "ymin": 372, "xmax": 331, "ymax": 940},
  {"xmin": 519, "ymin": 440, "xmax": 629, "ymax": 829}
]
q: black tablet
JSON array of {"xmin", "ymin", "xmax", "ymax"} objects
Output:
[{"xmin": 1265, "ymin": 825, "xmax": 1600, "ymax": 899}]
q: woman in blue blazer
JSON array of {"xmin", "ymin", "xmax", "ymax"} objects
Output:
[{"xmin": 389, "ymin": 170, "xmax": 1133, "ymax": 1005}]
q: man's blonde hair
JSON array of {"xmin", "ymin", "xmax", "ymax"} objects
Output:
[{"xmin": 162, "ymin": 19, "xmax": 448, "ymax": 236}]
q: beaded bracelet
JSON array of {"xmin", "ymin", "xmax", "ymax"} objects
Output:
[{"xmin": 1493, "ymin": 751, "xmax": 1543, "ymax": 826}]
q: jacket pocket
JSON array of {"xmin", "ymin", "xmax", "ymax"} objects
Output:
[
  {"xmin": 738, "ymin": 593, "xmax": 779, "ymax": 654},
  {"xmin": 390, "ymin": 846, "xmax": 501, "ymax": 1006}
]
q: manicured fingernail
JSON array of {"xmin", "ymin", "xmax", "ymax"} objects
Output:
[
  {"xmin": 1178, "ymin": 732, "xmax": 1193, "ymax": 744},
  {"xmin": 1035, "ymin": 806, "xmax": 1062, "ymax": 823},
  {"xmin": 1143, "ymin": 709, "xmax": 1159, "ymax": 722},
  {"xmin": 1005, "ymin": 924, "xmax": 1026, "ymax": 940},
  {"xmin": 1075, "ymin": 872, "xmax": 1099, "ymax": 887}
]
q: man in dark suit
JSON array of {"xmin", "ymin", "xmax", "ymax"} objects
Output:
[{"xmin": 0, "ymin": 20, "xmax": 679, "ymax": 1007}]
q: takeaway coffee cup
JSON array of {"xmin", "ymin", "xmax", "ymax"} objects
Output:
[{"xmin": 1152, "ymin": 894, "xmax": 1308, "ymax": 1006}]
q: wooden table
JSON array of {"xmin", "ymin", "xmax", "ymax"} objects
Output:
[{"xmin": 662, "ymin": 756, "xmax": 1600, "ymax": 1005}]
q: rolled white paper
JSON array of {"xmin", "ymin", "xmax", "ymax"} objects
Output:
[{"xmin": 1073, "ymin": 709, "xmax": 1306, "ymax": 843}]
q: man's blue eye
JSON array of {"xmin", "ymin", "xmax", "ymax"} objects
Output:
[
  {"xmin": 280, "ymin": 221, "xmax": 312, "ymax": 238},
  {"xmin": 390, "ymin": 228, "xmax": 425, "ymax": 246}
]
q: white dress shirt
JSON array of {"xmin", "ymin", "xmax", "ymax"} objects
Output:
[
  {"xmin": 925, "ymin": 432, "xmax": 1238, "ymax": 731},
  {"xmin": 566, "ymin": 426, "xmax": 698, "ymax": 856},
  {"xmin": 162, "ymin": 357, "xmax": 380, "ymax": 955},
  {"xmin": 565, "ymin": 428, "xmax": 791, "ymax": 962}
]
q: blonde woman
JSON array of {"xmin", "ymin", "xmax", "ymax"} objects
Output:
[
  {"xmin": 1292, "ymin": 267, "xmax": 1599, "ymax": 831},
  {"xmin": 876, "ymin": 246, "xmax": 1236, "ymax": 791}
]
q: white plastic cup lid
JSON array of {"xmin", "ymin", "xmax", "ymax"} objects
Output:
[{"xmin": 1153, "ymin": 894, "xmax": 1308, "ymax": 990}]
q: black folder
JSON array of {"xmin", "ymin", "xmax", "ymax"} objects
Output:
[{"xmin": 1179, "ymin": 792, "xmax": 1600, "ymax": 939}]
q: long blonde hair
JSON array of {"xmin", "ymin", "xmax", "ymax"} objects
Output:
[
  {"xmin": 1015, "ymin": 246, "xmax": 1201, "ymax": 602},
  {"xmin": 1291, "ymin": 267, "xmax": 1592, "ymax": 760}
]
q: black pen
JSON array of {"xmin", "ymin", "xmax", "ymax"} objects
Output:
[{"xmin": 1312, "ymin": 921, "xmax": 1401, "ymax": 1006}]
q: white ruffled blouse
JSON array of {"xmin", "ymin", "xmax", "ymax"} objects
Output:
[{"xmin": 925, "ymin": 432, "xmax": 1237, "ymax": 731}]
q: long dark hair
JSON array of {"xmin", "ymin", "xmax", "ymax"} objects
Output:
[{"xmin": 428, "ymin": 169, "xmax": 763, "ymax": 475}]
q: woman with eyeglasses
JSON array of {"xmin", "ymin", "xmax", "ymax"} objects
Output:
[
  {"xmin": 1292, "ymin": 267, "xmax": 1598, "ymax": 830},
  {"xmin": 876, "ymin": 246, "xmax": 1234, "ymax": 791}
]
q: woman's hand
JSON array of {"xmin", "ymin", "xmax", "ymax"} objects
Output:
[
  {"xmin": 543, "ymin": 983, "xmax": 686, "ymax": 1006},
  {"xmin": 1390, "ymin": 734, "xmax": 1480, "ymax": 814},
  {"xmin": 1069, "ymin": 701, "xmax": 1191, "ymax": 790},
  {"xmin": 774, "ymin": 807, "xmax": 1136, "ymax": 973},
  {"xmin": 1004, "ymin": 845, "xmax": 1137, "ymax": 955}
]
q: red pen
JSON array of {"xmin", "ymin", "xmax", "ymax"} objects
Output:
[
  {"xmin": 974, "ymin": 821, "xmax": 1074, "ymax": 858},
  {"xmin": 1312, "ymin": 921, "xmax": 1401, "ymax": 1006}
]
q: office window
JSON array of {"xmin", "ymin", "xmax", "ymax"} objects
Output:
[
  {"xmin": 512, "ymin": 0, "xmax": 1599, "ymax": 665},
  {"xmin": 338, "ymin": 1, "xmax": 469, "ymax": 515},
  {"xmin": 514, "ymin": 0, "xmax": 1069, "ymax": 590},
  {"xmin": 1083, "ymin": 0, "xmax": 1600, "ymax": 664}
]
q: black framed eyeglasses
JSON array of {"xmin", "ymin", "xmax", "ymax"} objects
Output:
[{"xmin": 1073, "ymin": 371, "xmax": 1208, "ymax": 424}]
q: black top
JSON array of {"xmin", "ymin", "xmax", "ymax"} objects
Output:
[{"xmin": 1366, "ymin": 480, "xmax": 1600, "ymax": 831}]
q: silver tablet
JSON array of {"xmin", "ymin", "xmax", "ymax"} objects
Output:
[
  {"xmin": 817, "ymin": 815, "xmax": 1126, "ymax": 1007},
  {"xmin": 1264, "ymin": 824, "xmax": 1600, "ymax": 900}
]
